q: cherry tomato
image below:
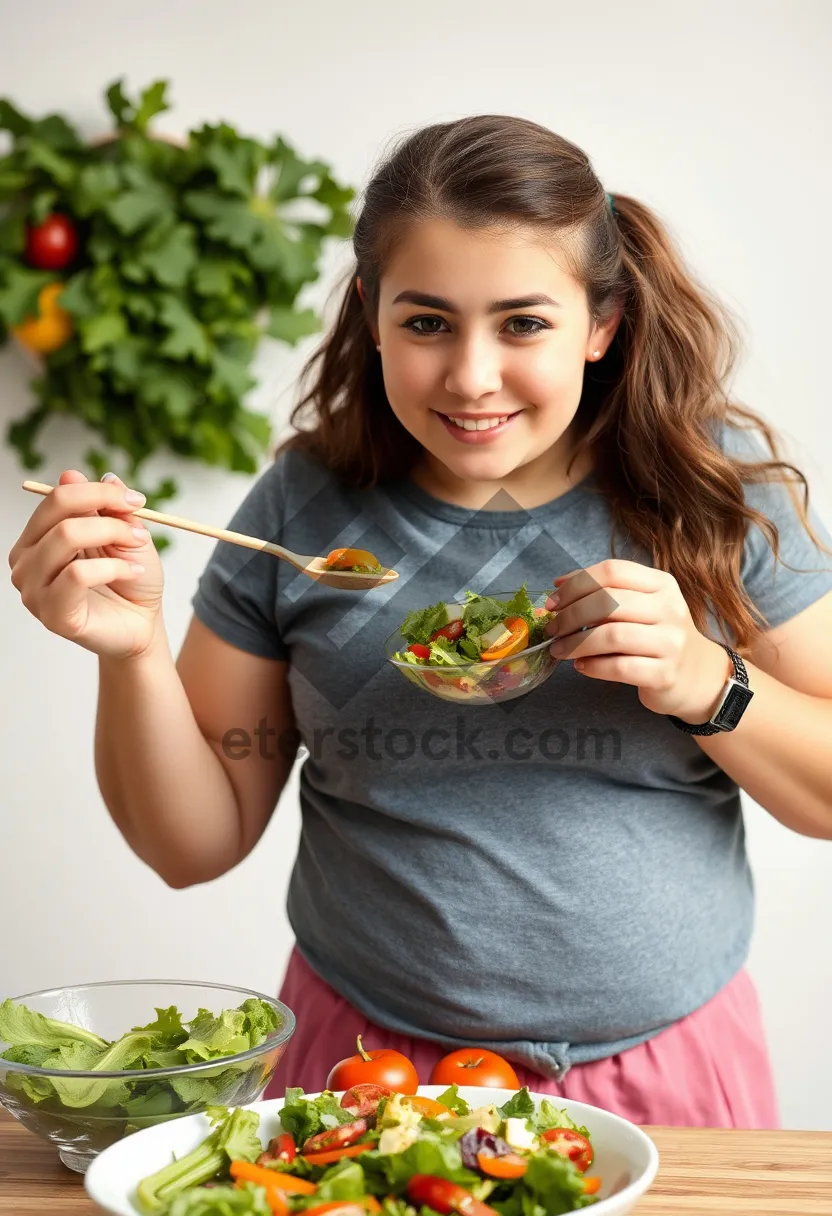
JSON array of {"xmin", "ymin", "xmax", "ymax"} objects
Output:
[
  {"xmin": 327, "ymin": 1035, "xmax": 418, "ymax": 1094},
  {"xmin": 258, "ymin": 1132, "xmax": 296, "ymax": 1166},
  {"xmin": 341, "ymin": 1083, "xmax": 395, "ymax": 1117},
  {"xmin": 430, "ymin": 619, "xmax": 464, "ymax": 642},
  {"xmin": 407, "ymin": 643, "xmax": 431, "ymax": 660},
  {"xmin": 11, "ymin": 282, "xmax": 73, "ymax": 354},
  {"xmin": 303, "ymin": 1118, "xmax": 368, "ymax": 1154},
  {"xmin": 407, "ymin": 1176, "xmax": 498, "ymax": 1216},
  {"xmin": 541, "ymin": 1128, "xmax": 594, "ymax": 1172},
  {"xmin": 429, "ymin": 1049, "xmax": 520, "ymax": 1089},
  {"xmin": 24, "ymin": 213, "xmax": 79, "ymax": 270}
]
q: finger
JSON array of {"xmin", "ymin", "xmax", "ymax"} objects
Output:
[
  {"xmin": 573, "ymin": 655, "xmax": 667, "ymax": 685},
  {"xmin": 551, "ymin": 560, "xmax": 665, "ymax": 605},
  {"xmin": 12, "ymin": 477, "xmax": 147, "ymax": 555},
  {"xmin": 39, "ymin": 557, "xmax": 147, "ymax": 637},
  {"xmin": 14, "ymin": 516, "xmax": 147, "ymax": 593},
  {"xmin": 546, "ymin": 587, "xmax": 662, "ymax": 639},
  {"xmin": 550, "ymin": 621, "xmax": 671, "ymax": 661}
]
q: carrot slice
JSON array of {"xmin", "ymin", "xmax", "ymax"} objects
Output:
[
  {"xmin": 583, "ymin": 1176, "xmax": 602, "ymax": 1195},
  {"xmin": 476, "ymin": 1153, "xmax": 528, "ymax": 1179},
  {"xmin": 479, "ymin": 616, "xmax": 529, "ymax": 661},
  {"xmin": 230, "ymin": 1161, "xmax": 318, "ymax": 1194},
  {"xmin": 303, "ymin": 1142, "xmax": 374, "ymax": 1166}
]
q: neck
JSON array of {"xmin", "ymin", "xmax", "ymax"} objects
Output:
[{"xmin": 409, "ymin": 424, "xmax": 594, "ymax": 511}]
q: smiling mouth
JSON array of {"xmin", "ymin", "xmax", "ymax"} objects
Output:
[{"xmin": 435, "ymin": 411, "xmax": 520, "ymax": 432}]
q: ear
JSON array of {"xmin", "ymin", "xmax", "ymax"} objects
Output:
[
  {"xmin": 586, "ymin": 301, "xmax": 624, "ymax": 361},
  {"xmin": 356, "ymin": 276, "xmax": 366, "ymax": 304}
]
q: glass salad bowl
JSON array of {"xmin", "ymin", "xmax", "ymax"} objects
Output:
[
  {"xmin": 384, "ymin": 587, "xmax": 561, "ymax": 704},
  {"xmin": 0, "ymin": 979, "xmax": 295, "ymax": 1174}
]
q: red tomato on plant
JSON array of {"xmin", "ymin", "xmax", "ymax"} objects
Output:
[
  {"xmin": 24, "ymin": 213, "xmax": 79, "ymax": 270},
  {"xmin": 327, "ymin": 1035, "xmax": 419, "ymax": 1094},
  {"xmin": 429, "ymin": 1049, "xmax": 520, "ymax": 1089}
]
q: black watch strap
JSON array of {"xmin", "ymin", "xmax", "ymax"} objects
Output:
[{"xmin": 668, "ymin": 643, "xmax": 752, "ymax": 736}]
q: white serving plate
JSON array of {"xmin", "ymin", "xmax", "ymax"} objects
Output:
[{"xmin": 85, "ymin": 1085, "xmax": 659, "ymax": 1216}]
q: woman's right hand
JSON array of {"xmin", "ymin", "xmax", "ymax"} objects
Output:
[{"xmin": 8, "ymin": 469, "xmax": 166, "ymax": 660}]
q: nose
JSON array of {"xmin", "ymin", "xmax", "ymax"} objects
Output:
[{"xmin": 444, "ymin": 333, "xmax": 503, "ymax": 401}]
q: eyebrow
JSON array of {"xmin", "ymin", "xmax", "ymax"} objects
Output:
[{"xmin": 391, "ymin": 290, "xmax": 562, "ymax": 313}]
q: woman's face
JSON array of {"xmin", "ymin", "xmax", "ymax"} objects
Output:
[{"xmin": 374, "ymin": 218, "xmax": 618, "ymax": 492}]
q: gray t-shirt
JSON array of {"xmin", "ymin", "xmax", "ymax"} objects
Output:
[{"xmin": 191, "ymin": 423, "xmax": 832, "ymax": 1079}]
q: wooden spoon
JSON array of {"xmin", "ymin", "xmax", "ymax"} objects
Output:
[{"xmin": 21, "ymin": 480, "xmax": 399, "ymax": 590}]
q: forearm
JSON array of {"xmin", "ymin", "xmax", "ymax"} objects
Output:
[
  {"xmin": 94, "ymin": 619, "xmax": 243, "ymax": 885},
  {"xmin": 693, "ymin": 650, "xmax": 832, "ymax": 838}
]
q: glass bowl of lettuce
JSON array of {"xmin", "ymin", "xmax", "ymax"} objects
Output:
[
  {"xmin": 385, "ymin": 585, "xmax": 560, "ymax": 704},
  {"xmin": 0, "ymin": 979, "xmax": 295, "ymax": 1174}
]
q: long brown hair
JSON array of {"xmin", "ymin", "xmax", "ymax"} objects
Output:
[{"xmin": 277, "ymin": 114, "xmax": 830, "ymax": 652}]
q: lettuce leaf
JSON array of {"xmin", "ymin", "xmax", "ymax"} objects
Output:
[
  {"xmin": 0, "ymin": 999, "xmax": 109, "ymax": 1051},
  {"xmin": 534, "ymin": 1100, "xmax": 589, "ymax": 1139},
  {"xmin": 361, "ymin": 1133, "xmax": 480, "ymax": 1192},
  {"xmin": 522, "ymin": 1151, "xmax": 597, "ymax": 1213},
  {"xmin": 167, "ymin": 1183, "xmax": 273, "ymax": 1216},
  {"xmin": 435, "ymin": 1085, "xmax": 470, "ymax": 1116},
  {"xmin": 278, "ymin": 1088, "xmax": 354, "ymax": 1144}
]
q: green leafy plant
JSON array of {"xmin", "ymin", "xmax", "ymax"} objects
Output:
[{"xmin": 0, "ymin": 78, "xmax": 354, "ymax": 538}]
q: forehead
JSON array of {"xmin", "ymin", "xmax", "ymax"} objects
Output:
[{"xmin": 379, "ymin": 217, "xmax": 584, "ymax": 308}]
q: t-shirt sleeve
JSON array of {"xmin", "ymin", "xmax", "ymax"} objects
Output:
[
  {"xmin": 724, "ymin": 422, "xmax": 832, "ymax": 631},
  {"xmin": 190, "ymin": 457, "xmax": 290, "ymax": 661}
]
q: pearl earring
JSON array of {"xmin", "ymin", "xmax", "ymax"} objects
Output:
[
  {"xmin": 376, "ymin": 344, "xmax": 381, "ymax": 352},
  {"xmin": 592, "ymin": 350, "xmax": 601, "ymax": 359}
]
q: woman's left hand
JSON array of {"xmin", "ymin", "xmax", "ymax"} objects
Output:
[{"xmin": 546, "ymin": 559, "xmax": 733, "ymax": 722}]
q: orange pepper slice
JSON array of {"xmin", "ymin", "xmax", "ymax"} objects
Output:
[
  {"xmin": 323, "ymin": 548, "xmax": 382, "ymax": 572},
  {"xmin": 407, "ymin": 1096, "xmax": 457, "ymax": 1118},
  {"xmin": 583, "ymin": 1176, "xmax": 602, "ymax": 1195},
  {"xmin": 476, "ymin": 1152, "xmax": 528, "ymax": 1179},
  {"xmin": 302, "ymin": 1142, "xmax": 374, "ymax": 1166},
  {"xmin": 479, "ymin": 616, "xmax": 529, "ymax": 661},
  {"xmin": 230, "ymin": 1161, "xmax": 318, "ymax": 1194}
]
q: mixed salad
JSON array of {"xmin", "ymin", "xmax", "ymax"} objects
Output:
[
  {"xmin": 390, "ymin": 585, "xmax": 557, "ymax": 696},
  {"xmin": 132, "ymin": 1084, "xmax": 601, "ymax": 1216},
  {"xmin": 0, "ymin": 996, "xmax": 283, "ymax": 1122}
]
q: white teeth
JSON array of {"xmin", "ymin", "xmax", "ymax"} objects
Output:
[{"xmin": 447, "ymin": 415, "xmax": 510, "ymax": 431}]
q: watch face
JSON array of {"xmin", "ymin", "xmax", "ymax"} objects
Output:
[{"xmin": 714, "ymin": 682, "xmax": 753, "ymax": 730}]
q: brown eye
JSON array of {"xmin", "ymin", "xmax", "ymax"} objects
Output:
[
  {"xmin": 505, "ymin": 317, "xmax": 549, "ymax": 336},
  {"xmin": 403, "ymin": 316, "xmax": 448, "ymax": 335}
]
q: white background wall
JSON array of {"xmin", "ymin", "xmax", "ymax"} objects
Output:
[{"xmin": 1, "ymin": 0, "xmax": 831, "ymax": 1130}]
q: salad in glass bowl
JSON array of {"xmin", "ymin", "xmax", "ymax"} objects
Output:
[
  {"xmin": 384, "ymin": 585, "xmax": 560, "ymax": 704},
  {"xmin": 126, "ymin": 1084, "xmax": 605, "ymax": 1215}
]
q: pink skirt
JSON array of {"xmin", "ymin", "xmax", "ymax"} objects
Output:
[{"xmin": 265, "ymin": 947, "xmax": 780, "ymax": 1128}]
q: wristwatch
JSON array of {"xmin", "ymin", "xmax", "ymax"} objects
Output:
[{"xmin": 668, "ymin": 643, "xmax": 754, "ymax": 735}]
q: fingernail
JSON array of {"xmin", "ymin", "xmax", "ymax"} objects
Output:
[
  {"xmin": 546, "ymin": 594, "xmax": 560, "ymax": 608},
  {"xmin": 132, "ymin": 527, "xmax": 147, "ymax": 539},
  {"xmin": 125, "ymin": 489, "xmax": 146, "ymax": 506},
  {"xmin": 101, "ymin": 471, "xmax": 119, "ymax": 483}
]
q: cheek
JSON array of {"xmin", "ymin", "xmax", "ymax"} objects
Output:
[
  {"xmin": 381, "ymin": 347, "xmax": 436, "ymax": 413},
  {"xmin": 509, "ymin": 341, "xmax": 586, "ymax": 409}
]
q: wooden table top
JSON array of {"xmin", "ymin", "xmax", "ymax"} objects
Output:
[{"xmin": 1, "ymin": 1110, "xmax": 831, "ymax": 1214}]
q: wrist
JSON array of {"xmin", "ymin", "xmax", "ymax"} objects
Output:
[
  {"xmin": 673, "ymin": 637, "xmax": 734, "ymax": 724},
  {"xmin": 99, "ymin": 619, "xmax": 172, "ymax": 676}
]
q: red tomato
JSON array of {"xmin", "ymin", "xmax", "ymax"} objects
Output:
[
  {"xmin": 257, "ymin": 1132, "xmax": 296, "ymax": 1166},
  {"xmin": 429, "ymin": 1049, "xmax": 520, "ymax": 1089},
  {"xmin": 407, "ymin": 643, "xmax": 431, "ymax": 660},
  {"xmin": 430, "ymin": 619, "xmax": 464, "ymax": 642},
  {"xmin": 327, "ymin": 1035, "xmax": 418, "ymax": 1094},
  {"xmin": 407, "ymin": 1176, "xmax": 498, "ymax": 1216},
  {"xmin": 541, "ymin": 1128, "xmax": 594, "ymax": 1172},
  {"xmin": 24, "ymin": 213, "xmax": 79, "ymax": 270},
  {"xmin": 303, "ymin": 1118, "xmax": 368, "ymax": 1155},
  {"xmin": 340, "ymin": 1083, "xmax": 395, "ymax": 1117}
]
